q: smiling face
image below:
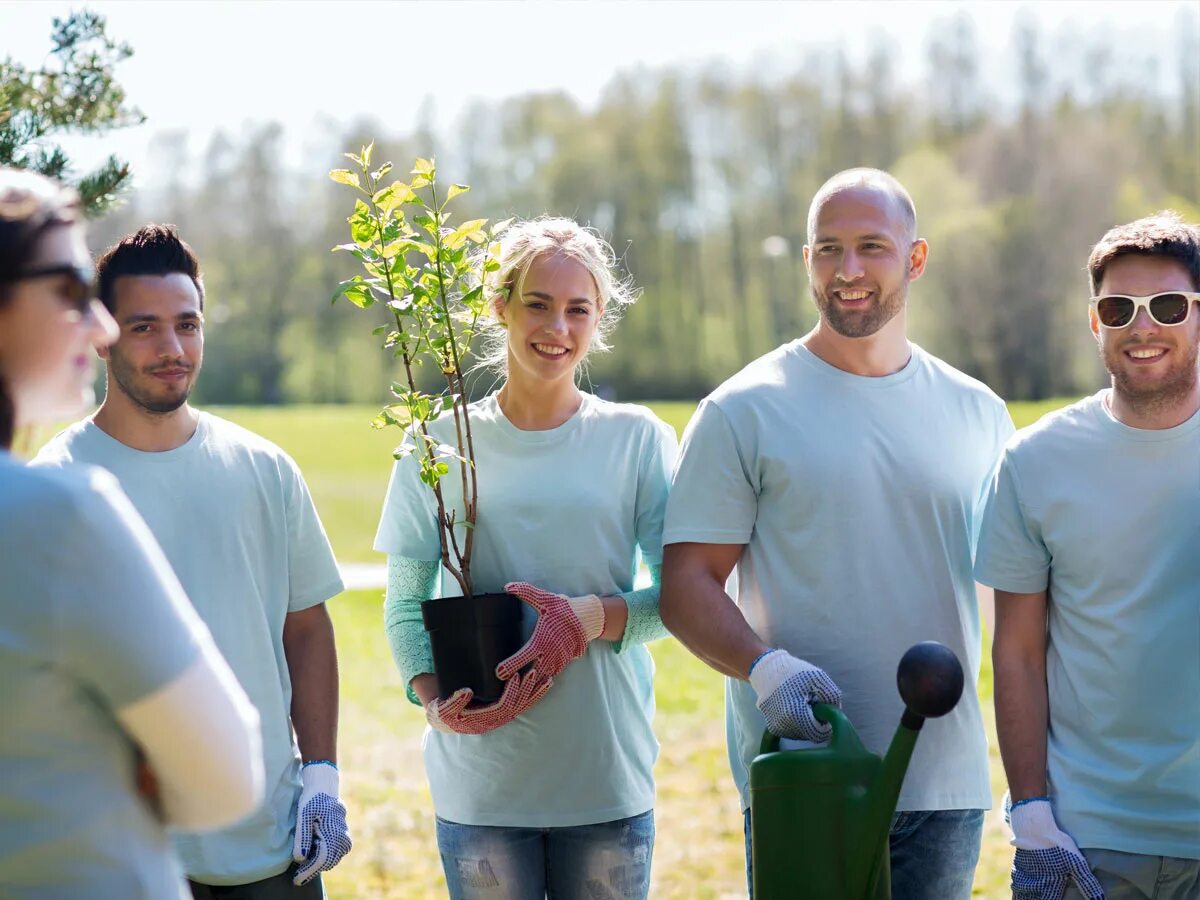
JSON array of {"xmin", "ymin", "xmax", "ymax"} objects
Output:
[
  {"xmin": 1091, "ymin": 253, "xmax": 1200, "ymax": 412},
  {"xmin": 499, "ymin": 251, "xmax": 602, "ymax": 387},
  {"xmin": 0, "ymin": 224, "xmax": 117, "ymax": 427},
  {"xmin": 100, "ymin": 273, "xmax": 204, "ymax": 415},
  {"xmin": 803, "ymin": 185, "xmax": 927, "ymax": 338}
]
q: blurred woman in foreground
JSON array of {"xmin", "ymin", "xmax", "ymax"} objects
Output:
[{"xmin": 0, "ymin": 167, "xmax": 264, "ymax": 899}]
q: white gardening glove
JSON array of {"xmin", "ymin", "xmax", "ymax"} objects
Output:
[
  {"xmin": 1006, "ymin": 795, "xmax": 1104, "ymax": 900},
  {"xmin": 748, "ymin": 649, "xmax": 843, "ymax": 742},
  {"xmin": 291, "ymin": 761, "xmax": 353, "ymax": 886}
]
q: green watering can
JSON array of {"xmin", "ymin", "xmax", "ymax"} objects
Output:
[{"xmin": 749, "ymin": 641, "xmax": 965, "ymax": 900}]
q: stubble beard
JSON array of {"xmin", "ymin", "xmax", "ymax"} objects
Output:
[
  {"xmin": 107, "ymin": 346, "xmax": 195, "ymax": 415},
  {"xmin": 1102, "ymin": 338, "xmax": 1200, "ymax": 418},
  {"xmin": 813, "ymin": 282, "xmax": 908, "ymax": 339}
]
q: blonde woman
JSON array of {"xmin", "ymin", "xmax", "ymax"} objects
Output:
[{"xmin": 376, "ymin": 218, "xmax": 676, "ymax": 899}]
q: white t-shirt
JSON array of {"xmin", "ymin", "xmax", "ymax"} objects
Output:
[
  {"xmin": 976, "ymin": 393, "xmax": 1200, "ymax": 858},
  {"xmin": 33, "ymin": 413, "xmax": 344, "ymax": 885},
  {"xmin": 374, "ymin": 392, "xmax": 677, "ymax": 827},
  {"xmin": 0, "ymin": 453, "xmax": 201, "ymax": 899},
  {"xmin": 663, "ymin": 341, "xmax": 1013, "ymax": 812}
]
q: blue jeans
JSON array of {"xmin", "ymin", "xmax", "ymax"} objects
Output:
[
  {"xmin": 743, "ymin": 807, "xmax": 983, "ymax": 900},
  {"xmin": 435, "ymin": 811, "xmax": 655, "ymax": 900}
]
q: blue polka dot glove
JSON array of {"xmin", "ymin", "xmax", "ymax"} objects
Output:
[
  {"xmin": 1006, "ymin": 795, "xmax": 1104, "ymax": 900},
  {"xmin": 292, "ymin": 761, "xmax": 353, "ymax": 886},
  {"xmin": 748, "ymin": 649, "xmax": 843, "ymax": 742}
]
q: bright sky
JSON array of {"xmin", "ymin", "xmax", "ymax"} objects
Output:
[{"xmin": 1, "ymin": 0, "xmax": 1194, "ymax": 186}]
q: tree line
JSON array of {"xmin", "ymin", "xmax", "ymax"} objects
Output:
[{"xmin": 87, "ymin": 11, "xmax": 1199, "ymax": 404}]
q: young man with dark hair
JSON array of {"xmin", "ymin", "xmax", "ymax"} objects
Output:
[
  {"xmin": 34, "ymin": 224, "xmax": 352, "ymax": 898},
  {"xmin": 661, "ymin": 169, "xmax": 1014, "ymax": 899},
  {"xmin": 978, "ymin": 212, "xmax": 1200, "ymax": 900}
]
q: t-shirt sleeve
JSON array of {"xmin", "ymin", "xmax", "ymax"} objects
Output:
[
  {"xmin": 282, "ymin": 456, "xmax": 345, "ymax": 612},
  {"xmin": 633, "ymin": 418, "xmax": 678, "ymax": 566},
  {"xmin": 374, "ymin": 446, "xmax": 442, "ymax": 561},
  {"xmin": 52, "ymin": 471, "xmax": 208, "ymax": 709},
  {"xmin": 662, "ymin": 398, "xmax": 757, "ymax": 545},
  {"xmin": 970, "ymin": 401, "xmax": 1017, "ymax": 556},
  {"xmin": 974, "ymin": 448, "xmax": 1051, "ymax": 594}
]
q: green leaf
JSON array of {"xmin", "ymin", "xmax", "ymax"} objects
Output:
[
  {"xmin": 446, "ymin": 184, "xmax": 469, "ymax": 201},
  {"xmin": 412, "ymin": 157, "xmax": 435, "ymax": 178},
  {"xmin": 370, "ymin": 161, "xmax": 391, "ymax": 181},
  {"xmin": 329, "ymin": 168, "xmax": 360, "ymax": 188},
  {"xmin": 490, "ymin": 217, "xmax": 514, "ymax": 236},
  {"xmin": 361, "ymin": 141, "xmax": 374, "ymax": 168}
]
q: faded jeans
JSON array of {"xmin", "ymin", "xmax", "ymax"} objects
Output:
[
  {"xmin": 744, "ymin": 807, "xmax": 984, "ymax": 900},
  {"xmin": 435, "ymin": 810, "xmax": 654, "ymax": 900}
]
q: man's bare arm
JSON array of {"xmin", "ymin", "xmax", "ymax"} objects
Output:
[
  {"xmin": 660, "ymin": 542, "xmax": 770, "ymax": 679},
  {"xmin": 283, "ymin": 603, "xmax": 339, "ymax": 764},
  {"xmin": 993, "ymin": 588, "xmax": 1049, "ymax": 801}
]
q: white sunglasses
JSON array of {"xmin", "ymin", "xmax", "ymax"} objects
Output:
[{"xmin": 1089, "ymin": 291, "xmax": 1200, "ymax": 329}]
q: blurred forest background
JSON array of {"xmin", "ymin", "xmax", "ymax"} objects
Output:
[{"xmin": 59, "ymin": 9, "xmax": 1200, "ymax": 404}]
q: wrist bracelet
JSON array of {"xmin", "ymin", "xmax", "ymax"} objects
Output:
[
  {"xmin": 302, "ymin": 759, "xmax": 338, "ymax": 770},
  {"xmin": 1010, "ymin": 795, "xmax": 1049, "ymax": 810},
  {"xmin": 748, "ymin": 648, "xmax": 775, "ymax": 676}
]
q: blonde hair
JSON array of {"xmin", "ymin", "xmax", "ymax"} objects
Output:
[{"xmin": 475, "ymin": 217, "xmax": 639, "ymax": 376}]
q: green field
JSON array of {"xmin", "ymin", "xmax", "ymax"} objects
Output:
[{"xmin": 43, "ymin": 397, "xmax": 1073, "ymax": 898}]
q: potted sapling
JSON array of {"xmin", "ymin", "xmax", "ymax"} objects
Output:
[{"xmin": 330, "ymin": 147, "xmax": 519, "ymax": 703}]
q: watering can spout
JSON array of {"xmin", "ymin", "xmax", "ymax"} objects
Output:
[{"xmin": 853, "ymin": 642, "xmax": 966, "ymax": 898}]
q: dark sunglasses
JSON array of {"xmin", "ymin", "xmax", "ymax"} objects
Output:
[
  {"xmin": 1089, "ymin": 291, "xmax": 1200, "ymax": 329},
  {"xmin": 12, "ymin": 261, "xmax": 97, "ymax": 312}
]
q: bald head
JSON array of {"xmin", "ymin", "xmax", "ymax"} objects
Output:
[{"xmin": 806, "ymin": 168, "xmax": 917, "ymax": 246}]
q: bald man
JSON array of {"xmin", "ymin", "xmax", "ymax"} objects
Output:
[{"xmin": 661, "ymin": 169, "xmax": 1013, "ymax": 899}]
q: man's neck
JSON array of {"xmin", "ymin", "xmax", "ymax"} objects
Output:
[
  {"xmin": 92, "ymin": 394, "xmax": 200, "ymax": 452},
  {"xmin": 497, "ymin": 373, "xmax": 582, "ymax": 431},
  {"xmin": 1106, "ymin": 382, "xmax": 1200, "ymax": 431},
  {"xmin": 800, "ymin": 312, "xmax": 911, "ymax": 377}
]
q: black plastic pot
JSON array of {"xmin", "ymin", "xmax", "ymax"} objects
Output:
[{"xmin": 421, "ymin": 591, "xmax": 524, "ymax": 705}]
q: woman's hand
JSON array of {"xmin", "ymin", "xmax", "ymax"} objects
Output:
[
  {"xmin": 425, "ymin": 669, "xmax": 553, "ymax": 735},
  {"xmin": 496, "ymin": 582, "xmax": 606, "ymax": 680}
]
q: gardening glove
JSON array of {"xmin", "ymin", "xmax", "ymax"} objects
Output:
[
  {"xmin": 495, "ymin": 581, "xmax": 606, "ymax": 680},
  {"xmin": 291, "ymin": 761, "xmax": 353, "ymax": 885},
  {"xmin": 1006, "ymin": 795, "xmax": 1105, "ymax": 900},
  {"xmin": 748, "ymin": 649, "xmax": 843, "ymax": 743},
  {"xmin": 427, "ymin": 668, "xmax": 553, "ymax": 735}
]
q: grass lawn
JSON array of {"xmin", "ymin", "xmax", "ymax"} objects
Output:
[{"xmin": 61, "ymin": 396, "xmax": 1071, "ymax": 898}]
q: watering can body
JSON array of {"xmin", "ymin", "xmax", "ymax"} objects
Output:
[
  {"xmin": 748, "ymin": 642, "xmax": 964, "ymax": 900},
  {"xmin": 750, "ymin": 705, "xmax": 904, "ymax": 899}
]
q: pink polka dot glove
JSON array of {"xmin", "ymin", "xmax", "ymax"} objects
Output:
[
  {"xmin": 426, "ymin": 669, "xmax": 553, "ymax": 735},
  {"xmin": 496, "ymin": 581, "xmax": 606, "ymax": 681}
]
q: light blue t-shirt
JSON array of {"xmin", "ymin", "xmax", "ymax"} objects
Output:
[
  {"xmin": 663, "ymin": 341, "xmax": 1013, "ymax": 812},
  {"xmin": 0, "ymin": 452, "xmax": 203, "ymax": 899},
  {"xmin": 33, "ymin": 413, "xmax": 344, "ymax": 885},
  {"xmin": 975, "ymin": 392, "xmax": 1200, "ymax": 859},
  {"xmin": 374, "ymin": 392, "xmax": 677, "ymax": 827}
]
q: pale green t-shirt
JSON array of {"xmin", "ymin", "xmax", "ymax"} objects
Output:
[
  {"xmin": 374, "ymin": 392, "xmax": 677, "ymax": 827},
  {"xmin": 0, "ymin": 453, "xmax": 201, "ymax": 899},
  {"xmin": 663, "ymin": 341, "xmax": 1013, "ymax": 813},
  {"xmin": 975, "ymin": 392, "xmax": 1200, "ymax": 859},
  {"xmin": 33, "ymin": 413, "xmax": 344, "ymax": 885}
]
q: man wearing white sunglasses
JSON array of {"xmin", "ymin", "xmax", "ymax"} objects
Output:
[{"xmin": 977, "ymin": 211, "xmax": 1200, "ymax": 900}]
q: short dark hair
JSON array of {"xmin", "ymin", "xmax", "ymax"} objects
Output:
[
  {"xmin": 1087, "ymin": 211, "xmax": 1200, "ymax": 294},
  {"xmin": 96, "ymin": 224, "xmax": 205, "ymax": 313}
]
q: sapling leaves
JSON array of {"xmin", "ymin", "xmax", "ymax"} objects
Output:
[{"xmin": 329, "ymin": 148, "xmax": 504, "ymax": 597}]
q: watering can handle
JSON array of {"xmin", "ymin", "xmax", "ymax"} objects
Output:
[{"xmin": 758, "ymin": 703, "xmax": 854, "ymax": 755}]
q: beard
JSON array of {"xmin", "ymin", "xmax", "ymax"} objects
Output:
[
  {"xmin": 811, "ymin": 282, "xmax": 907, "ymax": 338},
  {"xmin": 1101, "ymin": 337, "xmax": 1200, "ymax": 416},
  {"xmin": 107, "ymin": 345, "xmax": 196, "ymax": 415}
]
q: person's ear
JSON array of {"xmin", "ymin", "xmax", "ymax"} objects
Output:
[
  {"xmin": 1088, "ymin": 304, "xmax": 1101, "ymax": 341},
  {"xmin": 907, "ymin": 239, "xmax": 929, "ymax": 281}
]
